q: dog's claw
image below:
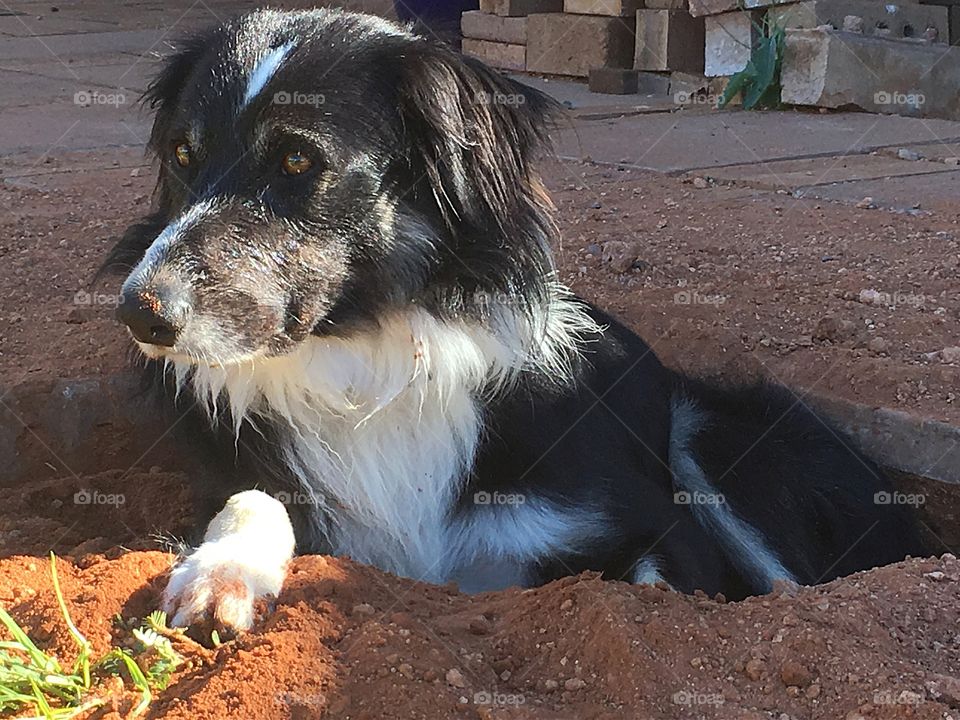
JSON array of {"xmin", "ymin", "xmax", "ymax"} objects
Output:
[{"xmin": 161, "ymin": 490, "xmax": 295, "ymax": 635}]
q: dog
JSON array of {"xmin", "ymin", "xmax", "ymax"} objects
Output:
[{"xmin": 105, "ymin": 8, "xmax": 926, "ymax": 632}]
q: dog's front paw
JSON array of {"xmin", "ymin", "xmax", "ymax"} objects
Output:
[{"xmin": 162, "ymin": 490, "xmax": 296, "ymax": 635}]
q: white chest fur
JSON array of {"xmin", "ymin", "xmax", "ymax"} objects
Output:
[{"xmin": 178, "ymin": 299, "xmax": 604, "ymax": 588}]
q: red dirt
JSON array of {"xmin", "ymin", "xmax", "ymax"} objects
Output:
[
  {"xmin": 3, "ymin": 148, "xmax": 960, "ymax": 719},
  {"xmin": 1, "ymin": 549, "xmax": 958, "ymax": 719}
]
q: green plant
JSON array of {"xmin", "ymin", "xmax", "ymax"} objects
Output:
[
  {"xmin": 720, "ymin": 19, "xmax": 786, "ymax": 110},
  {"xmin": 0, "ymin": 555, "xmax": 182, "ymax": 719}
]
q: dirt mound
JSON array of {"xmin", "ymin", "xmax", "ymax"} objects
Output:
[{"xmin": 1, "ymin": 548, "xmax": 957, "ymax": 719}]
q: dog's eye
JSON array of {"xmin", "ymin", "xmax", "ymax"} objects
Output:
[
  {"xmin": 174, "ymin": 142, "xmax": 191, "ymax": 168},
  {"xmin": 281, "ymin": 152, "xmax": 312, "ymax": 176}
]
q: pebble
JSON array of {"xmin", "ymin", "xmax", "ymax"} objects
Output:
[
  {"xmin": 941, "ymin": 347, "xmax": 960, "ymax": 364},
  {"xmin": 897, "ymin": 148, "xmax": 923, "ymax": 161},
  {"xmin": 867, "ymin": 337, "xmax": 889, "ymax": 354},
  {"xmin": 560, "ymin": 598, "xmax": 574, "ymax": 611},
  {"xmin": 352, "ymin": 603, "xmax": 376, "ymax": 617},
  {"xmin": 544, "ymin": 679, "xmax": 559, "ymax": 691},
  {"xmin": 781, "ymin": 661, "xmax": 813, "ymax": 687},
  {"xmin": 745, "ymin": 658, "xmax": 765, "ymax": 681},
  {"xmin": 445, "ymin": 668, "xmax": 467, "ymax": 688},
  {"xmin": 693, "ymin": 177, "xmax": 709, "ymax": 189},
  {"xmin": 855, "ymin": 197, "xmax": 876, "ymax": 209},
  {"xmin": 564, "ymin": 678, "xmax": 586, "ymax": 690}
]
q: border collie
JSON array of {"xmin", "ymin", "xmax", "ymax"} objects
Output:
[{"xmin": 105, "ymin": 8, "xmax": 925, "ymax": 632}]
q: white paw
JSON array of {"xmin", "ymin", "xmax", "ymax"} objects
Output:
[{"xmin": 162, "ymin": 490, "xmax": 296, "ymax": 634}]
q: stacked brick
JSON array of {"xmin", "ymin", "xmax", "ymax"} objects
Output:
[{"xmin": 460, "ymin": 0, "xmax": 564, "ymax": 71}]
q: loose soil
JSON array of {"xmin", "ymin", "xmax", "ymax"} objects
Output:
[{"xmin": 1, "ymin": 148, "xmax": 960, "ymax": 719}]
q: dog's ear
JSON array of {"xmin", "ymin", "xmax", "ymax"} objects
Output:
[
  {"xmin": 142, "ymin": 27, "xmax": 222, "ymax": 154},
  {"xmin": 395, "ymin": 44, "xmax": 561, "ymax": 236}
]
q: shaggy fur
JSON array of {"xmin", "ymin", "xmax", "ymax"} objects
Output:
[{"xmin": 105, "ymin": 9, "xmax": 926, "ymax": 627}]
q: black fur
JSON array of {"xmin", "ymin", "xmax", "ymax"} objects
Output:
[{"xmin": 106, "ymin": 9, "xmax": 927, "ymax": 600}]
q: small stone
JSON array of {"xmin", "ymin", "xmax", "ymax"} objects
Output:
[
  {"xmin": 941, "ymin": 347, "xmax": 960, "ymax": 364},
  {"xmin": 564, "ymin": 678, "xmax": 586, "ymax": 690},
  {"xmin": 446, "ymin": 668, "xmax": 467, "ymax": 688},
  {"xmin": 780, "ymin": 660, "xmax": 813, "ymax": 688},
  {"xmin": 544, "ymin": 679, "xmax": 559, "ymax": 691},
  {"xmin": 352, "ymin": 603, "xmax": 376, "ymax": 617},
  {"xmin": 690, "ymin": 656, "xmax": 704, "ymax": 668},
  {"xmin": 806, "ymin": 683, "xmax": 822, "ymax": 699},
  {"xmin": 855, "ymin": 196, "xmax": 876, "ymax": 209},
  {"xmin": 924, "ymin": 571, "xmax": 946, "ymax": 581},
  {"xmin": 693, "ymin": 176, "xmax": 709, "ymax": 189},
  {"xmin": 842, "ymin": 14, "xmax": 863, "ymax": 32},
  {"xmin": 745, "ymin": 658, "xmax": 765, "ymax": 681},
  {"xmin": 897, "ymin": 148, "xmax": 923, "ymax": 161},
  {"xmin": 397, "ymin": 663, "xmax": 413, "ymax": 677},
  {"xmin": 560, "ymin": 598, "xmax": 574, "ymax": 611},
  {"xmin": 944, "ymin": 157, "xmax": 960, "ymax": 166}
]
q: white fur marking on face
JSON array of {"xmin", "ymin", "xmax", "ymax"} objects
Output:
[
  {"xmin": 242, "ymin": 41, "xmax": 294, "ymax": 109},
  {"xmin": 123, "ymin": 198, "xmax": 218, "ymax": 292},
  {"xmin": 669, "ymin": 397, "xmax": 795, "ymax": 592},
  {"xmin": 162, "ymin": 490, "xmax": 295, "ymax": 631}
]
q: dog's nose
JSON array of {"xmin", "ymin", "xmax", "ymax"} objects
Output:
[{"xmin": 116, "ymin": 289, "xmax": 181, "ymax": 347}]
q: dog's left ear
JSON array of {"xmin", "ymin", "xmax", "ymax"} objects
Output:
[{"xmin": 395, "ymin": 44, "xmax": 561, "ymax": 235}]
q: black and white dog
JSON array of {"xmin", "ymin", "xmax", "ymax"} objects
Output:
[{"xmin": 106, "ymin": 9, "xmax": 925, "ymax": 631}]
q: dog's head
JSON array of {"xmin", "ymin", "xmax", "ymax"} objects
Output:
[{"xmin": 107, "ymin": 9, "xmax": 559, "ymax": 366}]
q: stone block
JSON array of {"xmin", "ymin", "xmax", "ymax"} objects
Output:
[
  {"xmin": 564, "ymin": 0, "xmax": 645, "ymax": 14},
  {"xmin": 461, "ymin": 10, "xmax": 528, "ymax": 44},
  {"xmin": 704, "ymin": 11, "xmax": 761, "ymax": 76},
  {"xmin": 479, "ymin": 0, "xmax": 564, "ymax": 15},
  {"xmin": 780, "ymin": 28, "xmax": 960, "ymax": 119},
  {"xmin": 645, "ymin": 0, "xmax": 689, "ymax": 9},
  {"xmin": 634, "ymin": 9, "xmax": 705, "ymax": 72},
  {"xmin": 769, "ymin": 0, "xmax": 948, "ymax": 43},
  {"xmin": 462, "ymin": 38, "xmax": 527, "ymax": 70},
  {"xmin": 527, "ymin": 13, "xmax": 636, "ymax": 76},
  {"xmin": 690, "ymin": 0, "xmax": 791, "ymax": 18}
]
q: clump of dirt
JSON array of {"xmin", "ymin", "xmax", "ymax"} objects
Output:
[{"xmin": 1, "ymin": 550, "xmax": 958, "ymax": 720}]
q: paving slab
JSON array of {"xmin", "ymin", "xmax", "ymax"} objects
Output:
[
  {"xmin": 692, "ymin": 153, "xmax": 958, "ymax": 190},
  {"xmin": 796, "ymin": 168, "xmax": 960, "ymax": 208},
  {"xmin": 0, "ymin": 103, "xmax": 150, "ymax": 155},
  {"xmin": 880, "ymin": 141, "xmax": 960, "ymax": 162},
  {"xmin": 0, "ymin": 29, "xmax": 168, "ymax": 61},
  {"xmin": 0, "ymin": 15, "xmax": 121, "ymax": 37},
  {"xmin": 552, "ymin": 107, "xmax": 960, "ymax": 171}
]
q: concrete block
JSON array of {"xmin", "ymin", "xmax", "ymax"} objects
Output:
[
  {"xmin": 462, "ymin": 38, "xmax": 527, "ymax": 71},
  {"xmin": 634, "ymin": 9, "xmax": 705, "ymax": 72},
  {"xmin": 705, "ymin": 11, "xmax": 763, "ymax": 76},
  {"xmin": 769, "ymin": 0, "xmax": 948, "ymax": 44},
  {"xmin": 461, "ymin": 10, "xmax": 528, "ymax": 44},
  {"xmin": 479, "ymin": 0, "xmax": 563, "ymax": 16},
  {"xmin": 645, "ymin": 0, "xmax": 689, "ymax": 9},
  {"xmin": 781, "ymin": 28, "xmax": 960, "ymax": 119},
  {"xmin": 527, "ymin": 13, "xmax": 636, "ymax": 76},
  {"xmin": 689, "ymin": 0, "xmax": 791, "ymax": 17},
  {"xmin": 564, "ymin": 0, "xmax": 645, "ymax": 15}
]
